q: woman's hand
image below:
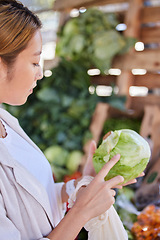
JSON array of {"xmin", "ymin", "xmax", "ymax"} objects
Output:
[{"xmin": 74, "ymin": 154, "xmax": 124, "ymax": 221}]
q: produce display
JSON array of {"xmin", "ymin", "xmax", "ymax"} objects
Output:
[
  {"xmin": 131, "ymin": 205, "xmax": 160, "ymax": 239},
  {"xmin": 93, "ymin": 129, "xmax": 151, "ymax": 183},
  {"xmin": 56, "ymin": 8, "xmax": 135, "ymax": 73}
]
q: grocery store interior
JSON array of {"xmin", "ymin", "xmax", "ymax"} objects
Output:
[{"xmin": 7, "ymin": 0, "xmax": 160, "ymax": 239}]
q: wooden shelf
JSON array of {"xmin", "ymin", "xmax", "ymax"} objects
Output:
[
  {"xmin": 134, "ymin": 73, "xmax": 160, "ymax": 89},
  {"xmin": 141, "ymin": 26, "xmax": 160, "ymax": 44},
  {"xmin": 113, "ymin": 49, "xmax": 160, "ymax": 71},
  {"xmin": 141, "ymin": 6, "xmax": 160, "ymax": 24},
  {"xmin": 91, "ymin": 75, "xmax": 116, "ymax": 86},
  {"xmin": 53, "ymin": 0, "xmax": 128, "ymax": 11},
  {"xmin": 90, "ymin": 73, "xmax": 160, "ymax": 89},
  {"xmin": 130, "ymin": 95, "xmax": 160, "ymax": 112}
]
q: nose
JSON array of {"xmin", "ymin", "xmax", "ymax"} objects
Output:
[{"xmin": 37, "ymin": 66, "xmax": 43, "ymax": 80}]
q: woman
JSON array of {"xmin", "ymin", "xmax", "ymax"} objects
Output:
[{"xmin": 0, "ymin": 1, "xmax": 140, "ymax": 239}]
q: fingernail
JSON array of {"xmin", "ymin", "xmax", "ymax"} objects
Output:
[
  {"xmin": 90, "ymin": 140, "xmax": 94, "ymax": 148},
  {"xmin": 118, "ymin": 175, "xmax": 124, "ymax": 182},
  {"xmin": 91, "ymin": 139, "xmax": 96, "ymax": 145},
  {"xmin": 121, "ymin": 176, "xmax": 124, "ymax": 182},
  {"xmin": 91, "ymin": 140, "xmax": 97, "ymax": 149}
]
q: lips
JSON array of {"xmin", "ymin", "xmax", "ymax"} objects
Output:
[
  {"xmin": 32, "ymin": 84, "xmax": 37, "ymax": 89},
  {"xmin": 30, "ymin": 84, "xmax": 37, "ymax": 91}
]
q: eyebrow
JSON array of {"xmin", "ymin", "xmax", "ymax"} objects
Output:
[{"xmin": 33, "ymin": 51, "xmax": 42, "ymax": 56}]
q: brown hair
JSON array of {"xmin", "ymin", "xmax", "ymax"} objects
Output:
[{"xmin": 0, "ymin": 0, "xmax": 42, "ymax": 66}]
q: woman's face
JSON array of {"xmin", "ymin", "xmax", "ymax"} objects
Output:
[{"xmin": 0, "ymin": 30, "xmax": 43, "ymax": 105}]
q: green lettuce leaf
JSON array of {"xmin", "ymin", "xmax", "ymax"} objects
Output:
[{"xmin": 93, "ymin": 129, "xmax": 151, "ymax": 183}]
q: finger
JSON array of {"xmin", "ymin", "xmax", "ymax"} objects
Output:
[
  {"xmin": 85, "ymin": 140, "xmax": 97, "ymax": 166},
  {"xmin": 83, "ymin": 140, "xmax": 97, "ymax": 176},
  {"xmin": 88, "ymin": 140, "xmax": 97, "ymax": 159},
  {"xmin": 107, "ymin": 175, "xmax": 124, "ymax": 188},
  {"xmin": 110, "ymin": 189, "xmax": 116, "ymax": 197},
  {"xmin": 123, "ymin": 179, "xmax": 137, "ymax": 186},
  {"xmin": 96, "ymin": 154, "xmax": 121, "ymax": 180},
  {"xmin": 137, "ymin": 172, "xmax": 145, "ymax": 177},
  {"xmin": 116, "ymin": 179, "xmax": 137, "ymax": 188},
  {"xmin": 114, "ymin": 185, "xmax": 122, "ymax": 189}
]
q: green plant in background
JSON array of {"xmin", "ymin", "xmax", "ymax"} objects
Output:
[
  {"xmin": 103, "ymin": 117, "xmax": 141, "ymax": 136},
  {"xmin": 56, "ymin": 8, "xmax": 136, "ymax": 73}
]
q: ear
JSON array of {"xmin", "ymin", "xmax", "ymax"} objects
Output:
[
  {"xmin": 0, "ymin": 57, "xmax": 7, "ymax": 80},
  {"xmin": 0, "ymin": 56, "xmax": 4, "ymax": 67}
]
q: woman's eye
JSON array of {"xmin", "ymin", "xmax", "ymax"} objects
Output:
[{"xmin": 33, "ymin": 63, "xmax": 40, "ymax": 67}]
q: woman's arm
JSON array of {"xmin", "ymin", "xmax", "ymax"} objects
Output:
[
  {"xmin": 47, "ymin": 154, "xmax": 124, "ymax": 240},
  {"xmin": 47, "ymin": 202, "xmax": 86, "ymax": 240}
]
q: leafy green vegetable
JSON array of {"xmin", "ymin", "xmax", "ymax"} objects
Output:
[
  {"xmin": 66, "ymin": 150, "xmax": 83, "ymax": 173},
  {"xmin": 56, "ymin": 8, "xmax": 136, "ymax": 73},
  {"xmin": 93, "ymin": 129, "xmax": 151, "ymax": 183},
  {"xmin": 44, "ymin": 145, "xmax": 69, "ymax": 166}
]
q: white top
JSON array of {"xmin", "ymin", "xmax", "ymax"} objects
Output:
[{"xmin": 0, "ymin": 118, "xmax": 65, "ymax": 224}]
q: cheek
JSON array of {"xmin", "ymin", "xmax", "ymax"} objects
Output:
[
  {"xmin": 15, "ymin": 65, "xmax": 35, "ymax": 87},
  {"xmin": 7, "ymin": 61, "xmax": 36, "ymax": 93}
]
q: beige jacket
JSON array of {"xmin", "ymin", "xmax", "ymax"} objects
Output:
[{"xmin": 0, "ymin": 107, "xmax": 64, "ymax": 240}]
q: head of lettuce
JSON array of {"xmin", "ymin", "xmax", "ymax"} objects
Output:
[{"xmin": 93, "ymin": 129, "xmax": 151, "ymax": 184}]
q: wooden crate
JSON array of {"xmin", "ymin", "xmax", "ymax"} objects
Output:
[
  {"xmin": 112, "ymin": 2, "xmax": 160, "ymax": 111},
  {"xmin": 140, "ymin": 105, "xmax": 160, "ymax": 169}
]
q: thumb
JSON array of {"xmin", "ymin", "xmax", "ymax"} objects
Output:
[
  {"xmin": 88, "ymin": 140, "xmax": 97, "ymax": 158},
  {"xmin": 83, "ymin": 140, "xmax": 97, "ymax": 176}
]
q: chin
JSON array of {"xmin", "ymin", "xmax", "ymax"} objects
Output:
[{"xmin": 5, "ymin": 98, "xmax": 28, "ymax": 106}]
